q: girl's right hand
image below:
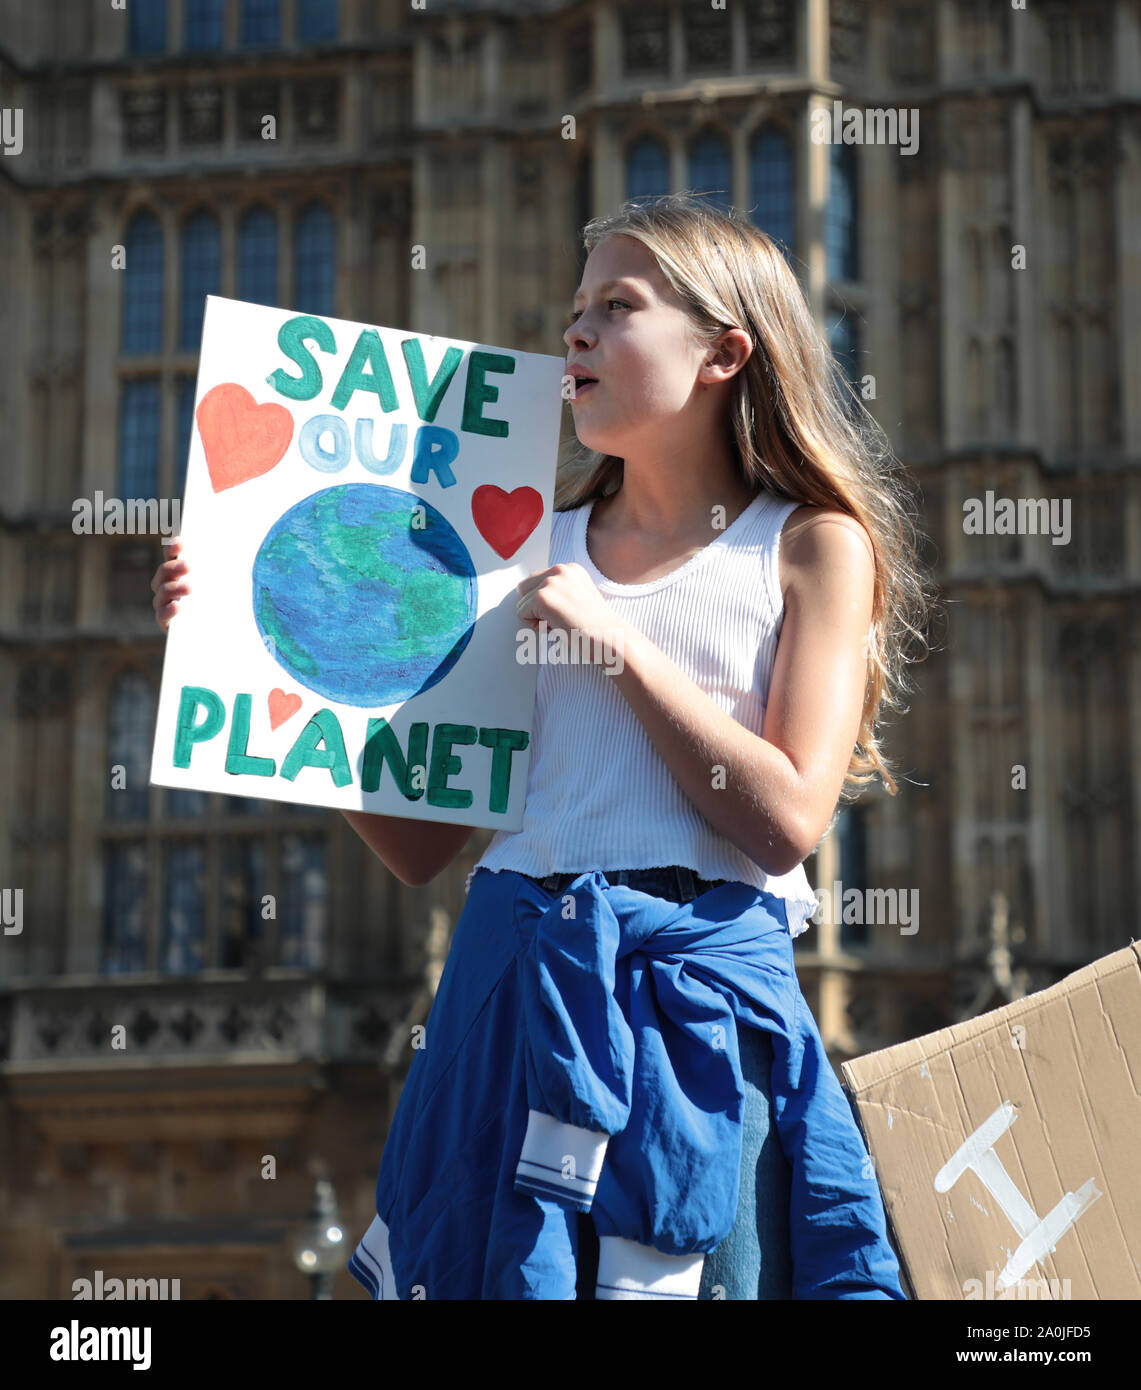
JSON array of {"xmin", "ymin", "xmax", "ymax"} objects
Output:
[{"xmin": 152, "ymin": 537, "xmax": 190, "ymax": 634}]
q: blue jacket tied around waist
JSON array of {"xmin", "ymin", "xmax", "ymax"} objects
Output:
[{"xmin": 351, "ymin": 868, "xmax": 905, "ymax": 1300}]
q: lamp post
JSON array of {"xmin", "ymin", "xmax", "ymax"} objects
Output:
[{"xmin": 290, "ymin": 1177, "xmax": 345, "ymax": 1299}]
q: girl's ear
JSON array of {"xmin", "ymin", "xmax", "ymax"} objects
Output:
[{"xmin": 707, "ymin": 328, "xmax": 752, "ymax": 376}]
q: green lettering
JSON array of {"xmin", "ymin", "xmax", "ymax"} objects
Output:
[
  {"xmin": 401, "ymin": 339, "xmax": 463, "ymax": 423},
  {"xmin": 330, "ymin": 328, "xmax": 399, "ymax": 413},
  {"xmin": 361, "ymin": 718, "xmax": 429, "ymax": 797},
  {"xmin": 427, "ymin": 723, "xmax": 477, "ymax": 808},
  {"xmin": 280, "ymin": 709, "xmax": 352, "ymax": 787},
  {"xmin": 461, "ymin": 351, "xmax": 514, "ymax": 438},
  {"xmin": 267, "ymin": 314, "xmax": 336, "ymax": 401},
  {"xmin": 478, "ymin": 727, "xmax": 529, "ymax": 813},
  {"xmin": 225, "ymin": 693, "xmax": 276, "ymax": 777},
  {"xmin": 173, "ymin": 685, "xmax": 225, "ymax": 767}
]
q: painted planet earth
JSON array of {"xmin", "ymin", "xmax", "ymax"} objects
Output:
[{"xmin": 252, "ymin": 484, "xmax": 477, "ymax": 707}]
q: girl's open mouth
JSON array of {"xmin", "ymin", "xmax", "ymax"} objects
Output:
[{"xmin": 572, "ymin": 379, "xmax": 599, "ymax": 398}]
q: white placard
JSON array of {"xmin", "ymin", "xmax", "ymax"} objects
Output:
[{"xmin": 149, "ymin": 295, "xmax": 564, "ymax": 831}]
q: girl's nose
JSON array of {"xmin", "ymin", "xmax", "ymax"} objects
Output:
[{"xmin": 564, "ymin": 317, "xmax": 593, "ymax": 351}]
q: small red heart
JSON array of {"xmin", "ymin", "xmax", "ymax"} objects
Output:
[
  {"xmin": 471, "ymin": 485, "xmax": 544, "ymax": 560},
  {"xmin": 268, "ymin": 689, "xmax": 302, "ymax": 730},
  {"xmin": 196, "ymin": 383, "xmax": 294, "ymax": 492}
]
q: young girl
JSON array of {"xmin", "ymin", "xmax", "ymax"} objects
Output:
[{"xmin": 153, "ymin": 193, "xmax": 932, "ymax": 1301}]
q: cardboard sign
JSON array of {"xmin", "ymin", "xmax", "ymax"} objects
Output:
[
  {"xmin": 149, "ymin": 296, "xmax": 564, "ymax": 830},
  {"xmin": 842, "ymin": 943, "xmax": 1141, "ymax": 1300}
]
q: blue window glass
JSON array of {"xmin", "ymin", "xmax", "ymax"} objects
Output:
[
  {"xmin": 174, "ymin": 376, "xmax": 196, "ymax": 498},
  {"xmin": 103, "ymin": 842, "xmax": 149, "ymax": 974},
  {"xmin": 279, "ymin": 834, "xmax": 327, "ymax": 969},
  {"xmin": 118, "ymin": 379, "xmax": 161, "ymax": 499},
  {"xmin": 826, "ymin": 141, "xmax": 859, "ymax": 282},
  {"xmin": 185, "ymin": 0, "xmax": 223, "ymax": 50},
  {"xmin": 298, "ymin": 0, "xmax": 338, "ymax": 41},
  {"xmin": 294, "ymin": 202, "xmax": 335, "ymax": 316},
  {"xmin": 688, "ymin": 130, "xmax": 732, "ymax": 213},
  {"xmin": 121, "ymin": 211, "xmax": 164, "ymax": 355},
  {"xmin": 128, "ymin": 0, "xmax": 167, "ymax": 54},
  {"xmin": 836, "ymin": 805, "xmax": 869, "ymax": 948},
  {"xmin": 237, "ymin": 206, "xmax": 279, "ymax": 307},
  {"xmin": 220, "ymin": 838, "xmax": 267, "ymax": 969},
  {"xmin": 167, "ymin": 785, "xmax": 208, "ymax": 818},
  {"xmin": 106, "ymin": 672, "xmax": 154, "ymax": 821},
  {"xmin": 626, "ymin": 134, "xmax": 669, "ymax": 201},
  {"xmin": 161, "ymin": 842, "xmax": 207, "ymax": 973},
  {"xmin": 180, "ymin": 209, "xmax": 220, "ymax": 350},
  {"xmin": 749, "ymin": 126, "xmax": 795, "ymax": 259},
  {"xmin": 242, "ymin": 0, "xmax": 280, "ymax": 46}
]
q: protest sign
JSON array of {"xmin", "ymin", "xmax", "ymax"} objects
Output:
[{"xmin": 149, "ymin": 295, "xmax": 564, "ymax": 830}]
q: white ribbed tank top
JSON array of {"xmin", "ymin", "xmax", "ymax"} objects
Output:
[{"xmin": 469, "ymin": 486, "xmax": 822, "ymax": 937}]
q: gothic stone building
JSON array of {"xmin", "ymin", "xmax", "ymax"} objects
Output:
[{"xmin": 0, "ymin": 0, "xmax": 1136, "ymax": 1298}]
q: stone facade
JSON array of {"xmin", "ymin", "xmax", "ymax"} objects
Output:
[{"xmin": 0, "ymin": 0, "xmax": 1137, "ymax": 1298}]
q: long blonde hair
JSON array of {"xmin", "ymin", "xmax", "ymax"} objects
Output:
[{"xmin": 556, "ymin": 192, "xmax": 939, "ymax": 802}]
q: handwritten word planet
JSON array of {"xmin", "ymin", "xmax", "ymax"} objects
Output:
[{"xmin": 252, "ymin": 484, "xmax": 477, "ymax": 707}]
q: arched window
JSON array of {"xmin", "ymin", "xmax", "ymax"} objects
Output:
[
  {"xmin": 688, "ymin": 129, "xmax": 732, "ymax": 213},
  {"xmin": 103, "ymin": 843, "xmax": 148, "ymax": 975},
  {"xmin": 106, "ymin": 672, "xmax": 154, "ymax": 821},
  {"xmin": 826, "ymin": 141, "xmax": 859, "ymax": 282},
  {"xmin": 128, "ymin": 0, "xmax": 167, "ymax": 54},
  {"xmin": 167, "ymin": 781, "xmax": 208, "ymax": 819},
  {"xmin": 294, "ymin": 202, "xmax": 336, "ymax": 316},
  {"xmin": 298, "ymin": 0, "xmax": 338, "ymax": 41},
  {"xmin": 118, "ymin": 380, "xmax": 161, "ymax": 498},
  {"xmin": 121, "ymin": 211, "xmax": 164, "ymax": 354},
  {"xmin": 749, "ymin": 126, "xmax": 795, "ymax": 258},
  {"xmin": 242, "ymin": 0, "xmax": 280, "ymax": 46},
  {"xmin": 185, "ymin": 0, "xmax": 224, "ymax": 50},
  {"xmin": 180, "ymin": 209, "xmax": 221, "ymax": 350},
  {"xmin": 162, "ymin": 842, "xmax": 207, "ymax": 973},
  {"xmin": 279, "ymin": 834, "xmax": 327, "ymax": 969},
  {"xmin": 174, "ymin": 376, "xmax": 198, "ymax": 500},
  {"xmin": 626, "ymin": 134, "xmax": 669, "ymax": 201},
  {"xmin": 220, "ymin": 838, "xmax": 267, "ymax": 969},
  {"xmin": 237, "ymin": 206, "xmax": 279, "ymax": 307}
]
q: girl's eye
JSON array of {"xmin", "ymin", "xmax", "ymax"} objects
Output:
[{"xmin": 565, "ymin": 300, "xmax": 628, "ymax": 326}]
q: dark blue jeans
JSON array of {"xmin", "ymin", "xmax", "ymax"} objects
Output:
[{"xmin": 527, "ymin": 866, "xmax": 795, "ymax": 1301}]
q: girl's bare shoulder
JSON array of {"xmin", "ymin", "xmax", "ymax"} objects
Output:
[{"xmin": 779, "ymin": 504, "xmax": 876, "ymax": 602}]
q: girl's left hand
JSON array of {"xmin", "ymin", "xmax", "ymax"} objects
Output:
[{"xmin": 515, "ymin": 563, "xmax": 627, "ymax": 652}]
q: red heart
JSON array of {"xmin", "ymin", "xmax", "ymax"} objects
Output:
[
  {"xmin": 268, "ymin": 689, "xmax": 302, "ymax": 730},
  {"xmin": 471, "ymin": 485, "xmax": 544, "ymax": 560},
  {"xmin": 196, "ymin": 383, "xmax": 293, "ymax": 492}
]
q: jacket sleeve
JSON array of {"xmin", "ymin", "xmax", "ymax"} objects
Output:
[{"xmin": 512, "ymin": 873, "xmax": 634, "ymax": 1212}]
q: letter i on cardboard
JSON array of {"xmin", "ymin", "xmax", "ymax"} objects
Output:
[{"xmin": 149, "ymin": 296, "xmax": 565, "ymax": 830}]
